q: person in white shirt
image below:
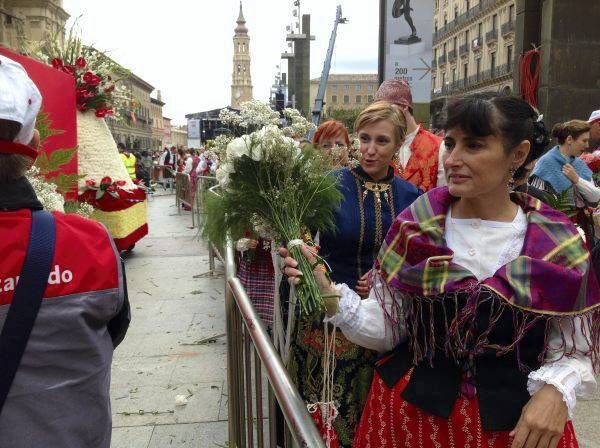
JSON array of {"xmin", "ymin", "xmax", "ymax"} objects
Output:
[{"xmin": 281, "ymin": 93, "xmax": 599, "ymax": 448}]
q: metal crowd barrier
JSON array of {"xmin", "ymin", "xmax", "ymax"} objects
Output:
[
  {"xmin": 175, "ymin": 172, "xmax": 196, "ymax": 225},
  {"xmin": 152, "ymin": 164, "xmax": 176, "ymax": 192},
  {"xmin": 222, "ymin": 235, "xmax": 326, "ymax": 448}
]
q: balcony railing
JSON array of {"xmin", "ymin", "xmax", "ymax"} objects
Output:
[
  {"xmin": 433, "ymin": 0, "xmax": 511, "ymax": 43},
  {"xmin": 438, "ymin": 54, "xmax": 447, "ymax": 66},
  {"xmin": 459, "ymin": 43, "xmax": 470, "ymax": 58},
  {"xmin": 448, "ymin": 49, "xmax": 457, "ymax": 63},
  {"xmin": 486, "ymin": 29, "xmax": 499, "ymax": 44},
  {"xmin": 431, "ymin": 63, "xmax": 514, "ymax": 99},
  {"xmin": 501, "ymin": 20, "xmax": 515, "ymax": 36}
]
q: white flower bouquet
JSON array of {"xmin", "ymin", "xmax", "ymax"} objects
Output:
[{"xmin": 203, "ymin": 125, "xmax": 342, "ymax": 315}]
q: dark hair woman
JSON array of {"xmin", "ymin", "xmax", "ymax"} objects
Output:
[
  {"xmin": 531, "ymin": 120, "xmax": 600, "ymax": 246},
  {"xmin": 282, "ymin": 93, "xmax": 599, "ymax": 448}
]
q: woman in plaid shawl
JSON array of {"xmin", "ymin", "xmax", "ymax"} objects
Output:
[{"xmin": 282, "ymin": 93, "xmax": 600, "ymax": 448}]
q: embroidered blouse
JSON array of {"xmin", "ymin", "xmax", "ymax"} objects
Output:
[{"xmin": 326, "ymin": 205, "xmax": 597, "ymax": 419}]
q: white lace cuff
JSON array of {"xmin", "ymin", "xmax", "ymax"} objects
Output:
[
  {"xmin": 527, "ymin": 363, "xmax": 583, "ymax": 420},
  {"xmin": 323, "ymin": 283, "xmax": 361, "ymax": 335}
]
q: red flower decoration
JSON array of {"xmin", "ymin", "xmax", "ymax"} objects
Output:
[
  {"xmin": 95, "ymin": 108, "xmax": 114, "ymax": 118},
  {"xmin": 51, "ymin": 58, "xmax": 63, "ymax": 69},
  {"xmin": 83, "ymin": 71, "xmax": 101, "ymax": 87},
  {"xmin": 85, "ymin": 179, "xmax": 96, "ymax": 187},
  {"xmin": 100, "ymin": 176, "xmax": 113, "ymax": 186},
  {"xmin": 106, "ymin": 185, "xmax": 118, "ymax": 193},
  {"xmin": 75, "ymin": 57, "xmax": 87, "ymax": 69},
  {"xmin": 116, "ymin": 180, "xmax": 127, "ymax": 186},
  {"xmin": 76, "ymin": 103, "xmax": 88, "ymax": 112},
  {"xmin": 133, "ymin": 178, "xmax": 143, "ymax": 185},
  {"xmin": 62, "ymin": 65, "xmax": 75, "ymax": 75}
]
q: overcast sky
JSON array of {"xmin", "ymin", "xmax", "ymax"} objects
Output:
[{"xmin": 62, "ymin": 0, "xmax": 380, "ymax": 124}]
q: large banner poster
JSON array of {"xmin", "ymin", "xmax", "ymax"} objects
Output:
[{"xmin": 380, "ymin": 0, "xmax": 434, "ymax": 103}]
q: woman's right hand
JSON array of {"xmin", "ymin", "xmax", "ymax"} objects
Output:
[{"xmin": 278, "ymin": 245, "xmax": 340, "ymax": 315}]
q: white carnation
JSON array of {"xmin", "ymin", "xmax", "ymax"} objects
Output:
[{"xmin": 226, "ymin": 135, "xmax": 252, "ymax": 160}]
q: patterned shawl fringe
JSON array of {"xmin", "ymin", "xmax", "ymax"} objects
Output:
[{"xmin": 372, "ymin": 272, "xmax": 600, "ymax": 374}]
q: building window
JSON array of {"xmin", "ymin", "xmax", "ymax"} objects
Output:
[
  {"xmin": 465, "ymin": 29, "xmax": 469, "ymax": 45},
  {"xmin": 434, "ymin": 20, "xmax": 438, "ymax": 32},
  {"xmin": 332, "ymin": 95, "xmax": 338, "ymax": 104},
  {"xmin": 490, "ymin": 51, "xmax": 496, "ymax": 74},
  {"xmin": 452, "ymin": 68, "xmax": 456, "ymax": 83},
  {"xmin": 356, "ymin": 84, "xmax": 361, "ymax": 91},
  {"xmin": 454, "ymin": 6, "xmax": 458, "ymax": 19},
  {"xmin": 478, "ymin": 22, "xmax": 482, "ymax": 39},
  {"xmin": 344, "ymin": 85, "xmax": 350, "ymax": 91},
  {"xmin": 356, "ymin": 95, "xmax": 362, "ymax": 104},
  {"xmin": 476, "ymin": 58, "xmax": 481, "ymax": 79},
  {"xmin": 368, "ymin": 95, "xmax": 374, "ymax": 103},
  {"xmin": 507, "ymin": 45, "xmax": 513, "ymax": 66},
  {"xmin": 442, "ymin": 72, "xmax": 446, "ymax": 87},
  {"xmin": 453, "ymin": 36, "xmax": 458, "ymax": 51},
  {"xmin": 368, "ymin": 85, "xmax": 374, "ymax": 91},
  {"xmin": 492, "ymin": 14, "xmax": 498, "ymax": 31},
  {"xmin": 466, "ymin": 0, "xmax": 470, "ymax": 10},
  {"xmin": 344, "ymin": 95, "xmax": 350, "ymax": 104},
  {"xmin": 509, "ymin": 4, "xmax": 515, "ymax": 22},
  {"xmin": 444, "ymin": 14, "xmax": 447, "ymax": 26},
  {"xmin": 332, "ymin": 84, "xmax": 337, "ymax": 90}
]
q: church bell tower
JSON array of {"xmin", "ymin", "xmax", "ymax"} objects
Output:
[{"xmin": 231, "ymin": 1, "xmax": 253, "ymax": 109}]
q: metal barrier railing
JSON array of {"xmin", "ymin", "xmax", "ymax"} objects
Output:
[
  {"xmin": 221, "ymin": 234, "xmax": 326, "ymax": 448},
  {"xmin": 152, "ymin": 164, "xmax": 176, "ymax": 192},
  {"xmin": 175, "ymin": 172, "xmax": 196, "ymax": 224}
]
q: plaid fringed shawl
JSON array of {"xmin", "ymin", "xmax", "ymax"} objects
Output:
[{"xmin": 375, "ymin": 187, "xmax": 600, "ymax": 371}]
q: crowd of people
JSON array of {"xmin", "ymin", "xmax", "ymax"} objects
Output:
[
  {"xmin": 116, "ymin": 143, "xmax": 219, "ymax": 194},
  {"xmin": 239, "ymin": 80, "xmax": 600, "ymax": 448}
]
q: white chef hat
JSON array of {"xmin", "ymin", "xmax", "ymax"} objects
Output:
[{"xmin": 0, "ymin": 54, "xmax": 42, "ymax": 146}]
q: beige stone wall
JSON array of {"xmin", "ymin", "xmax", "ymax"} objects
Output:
[
  {"xmin": 310, "ymin": 74, "xmax": 379, "ymax": 113},
  {"xmin": 2, "ymin": 0, "xmax": 68, "ymax": 49},
  {"xmin": 170, "ymin": 128, "xmax": 187, "ymax": 149},
  {"xmin": 431, "ymin": 0, "xmax": 516, "ymax": 98}
]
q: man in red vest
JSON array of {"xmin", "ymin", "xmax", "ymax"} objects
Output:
[
  {"xmin": 0, "ymin": 54, "xmax": 129, "ymax": 448},
  {"xmin": 375, "ymin": 79, "xmax": 446, "ymax": 192}
]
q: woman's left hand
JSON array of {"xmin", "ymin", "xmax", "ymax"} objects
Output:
[
  {"xmin": 562, "ymin": 164, "xmax": 580, "ymax": 184},
  {"xmin": 355, "ymin": 271, "xmax": 371, "ymax": 298},
  {"xmin": 510, "ymin": 384, "xmax": 568, "ymax": 448}
]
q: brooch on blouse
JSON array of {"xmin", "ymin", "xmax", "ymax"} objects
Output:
[{"xmin": 363, "ymin": 181, "xmax": 392, "ymax": 205}]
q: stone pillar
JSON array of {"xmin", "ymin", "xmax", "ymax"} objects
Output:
[{"xmin": 515, "ymin": 0, "xmax": 600, "ymax": 125}]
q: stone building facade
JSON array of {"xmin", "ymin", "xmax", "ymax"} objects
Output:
[
  {"xmin": 150, "ymin": 92, "xmax": 165, "ymax": 151},
  {"xmin": 0, "ymin": 0, "xmax": 68, "ymax": 50},
  {"xmin": 107, "ymin": 73, "xmax": 155, "ymax": 153},
  {"xmin": 310, "ymin": 74, "xmax": 378, "ymax": 114},
  {"xmin": 430, "ymin": 0, "xmax": 516, "ymax": 125},
  {"xmin": 231, "ymin": 2, "xmax": 253, "ymax": 109},
  {"xmin": 170, "ymin": 126, "xmax": 187, "ymax": 149}
]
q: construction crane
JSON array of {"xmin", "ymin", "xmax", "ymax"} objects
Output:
[{"xmin": 311, "ymin": 5, "xmax": 347, "ymax": 130}]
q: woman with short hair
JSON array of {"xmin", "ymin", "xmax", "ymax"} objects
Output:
[
  {"xmin": 288, "ymin": 102, "xmax": 421, "ymax": 447},
  {"xmin": 283, "ymin": 93, "xmax": 599, "ymax": 448},
  {"xmin": 312, "ymin": 119, "xmax": 352, "ymax": 166},
  {"xmin": 531, "ymin": 120, "xmax": 600, "ymax": 245}
]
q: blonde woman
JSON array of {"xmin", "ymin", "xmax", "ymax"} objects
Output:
[{"xmin": 287, "ymin": 102, "xmax": 421, "ymax": 447}]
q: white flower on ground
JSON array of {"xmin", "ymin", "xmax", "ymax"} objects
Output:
[{"xmin": 175, "ymin": 395, "xmax": 188, "ymax": 406}]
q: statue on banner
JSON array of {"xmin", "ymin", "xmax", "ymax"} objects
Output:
[{"xmin": 392, "ymin": 0, "xmax": 421, "ymax": 44}]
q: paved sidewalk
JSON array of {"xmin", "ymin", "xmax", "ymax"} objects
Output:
[{"xmin": 110, "ymin": 192, "xmax": 229, "ymax": 448}]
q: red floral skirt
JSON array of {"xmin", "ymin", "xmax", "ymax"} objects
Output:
[{"xmin": 354, "ymin": 371, "xmax": 578, "ymax": 448}]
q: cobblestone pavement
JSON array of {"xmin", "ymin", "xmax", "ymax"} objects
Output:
[{"xmin": 110, "ymin": 192, "xmax": 229, "ymax": 448}]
